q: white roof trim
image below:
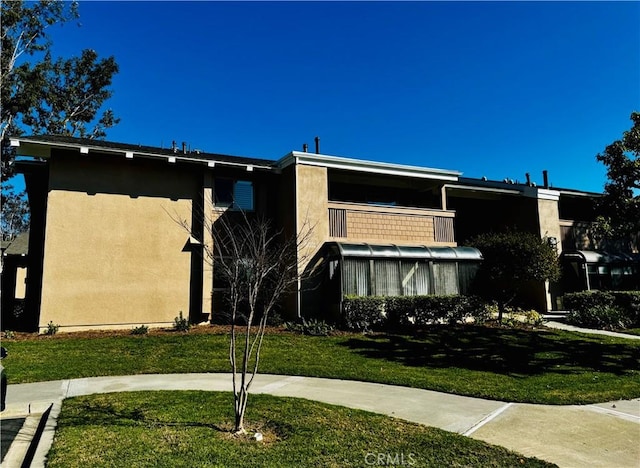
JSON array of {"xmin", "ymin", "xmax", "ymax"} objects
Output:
[
  {"xmin": 443, "ymin": 183, "xmax": 522, "ymax": 196},
  {"xmin": 523, "ymin": 186, "xmax": 560, "ymax": 201},
  {"xmin": 277, "ymin": 151, "xmax": 460, "ymax": 181},
  {"xmin": 11, "ymin": 138, "xmax": 274, "ymax": 171}
]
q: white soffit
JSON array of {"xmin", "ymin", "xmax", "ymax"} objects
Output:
[{"xmin": 277, "ymin": 151, "xmax": 461, "ymax": 182}]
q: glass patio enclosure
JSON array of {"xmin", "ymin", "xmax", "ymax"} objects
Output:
[
  {"xmin": 323, "ymin": 243, "xmax": 483, "ymax": 299},
  {"xmin": 559, "ymin": 250, "xmax": 640, "ymax": 292}
]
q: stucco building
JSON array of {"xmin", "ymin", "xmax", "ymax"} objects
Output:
[{"xmin": 5, "ymin": 135, "xmax": 602, "ymax": 332}]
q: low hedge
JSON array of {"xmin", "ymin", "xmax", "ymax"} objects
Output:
[
  {"xmin": 341, "ymin": 295, "xmax": 488, "ymax": 332},
  {"xmin": 564, "ymin": 290, "xmax": 640, "ymax": 330}
]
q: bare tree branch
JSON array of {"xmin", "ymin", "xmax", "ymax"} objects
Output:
[{"xmin": 170, "ymin": 200, "xmax": 314, "ymax": 434}]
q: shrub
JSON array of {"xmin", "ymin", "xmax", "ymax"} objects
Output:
[
  {"xmin": 266, "ymin": 311, "xmax": 284, "ymax": 327},
  {"xmin": 564, "ymin": 290, "xmax": 640, "ymax": 329},
  {"xmin": 3, "ymin": 330, "xmax": 15, "ymax": 339},
  {"xmin": 523, "ymin": 310, "xmax": 544, "ymax": 326},
  {"xmin": 611, "ymin": 291, "xmax": 640, "ymax": 327},
  {"xmin": 474, "ymin": 302, "xmax": 496, "ymax": 325},
  {"xmin": 131, "ymin": 325, "xmax": 149, "ymax": 335},
  {"xmin": 564, "ymin": 291, "xmax": 615, "ymax": 312},
  {"xmin": 44, "ymin": 321, "xmax": 59, "ymax": 335},
  {"xmin": 341, "ymin": 295, "xmax": 488, "ymax": 331},
  {"xmin": 173, "ymin": 311, "xmax": 191, "ymax": 332},
  {"xmin": 567, "ymin": 305, "xmax": 632, "ymax": 331},
  {"xmin": 284, "ymin": 318, "xmax": 335, "ymax": 336},
  {"xmin": 342, "ymin": 296, "xmax": 387, "ymax": 332}
]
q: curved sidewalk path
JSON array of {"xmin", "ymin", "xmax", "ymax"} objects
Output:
[{"xmin": 2, "ymin": 373, "xmax": 639, "ymax": 468}]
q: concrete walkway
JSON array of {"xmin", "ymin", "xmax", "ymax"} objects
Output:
[
  {"xmin": 1, "ymin": 373, "xmax": 639, "ymax": 468},
  {"xmin": 543, "ymin": 320, "xmax": 640, "ymax": 340}
]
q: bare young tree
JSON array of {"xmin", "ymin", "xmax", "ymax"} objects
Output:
[{"xmin": 176, "ymin": 208, "xmax": 313, "ymax": 434}]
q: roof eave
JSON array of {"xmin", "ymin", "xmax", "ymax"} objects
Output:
[
  {"xmin": 10, "ymin": 137, "xmax": 275, "ymax": 171},
  {"xmin": 276, "ymin": 151, "xmax": 460, "ymax": 182}
]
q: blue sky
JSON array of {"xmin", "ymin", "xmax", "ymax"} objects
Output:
[{"xmin": 39, "ymin": 1, "xmax": 640, "ymax": 193}]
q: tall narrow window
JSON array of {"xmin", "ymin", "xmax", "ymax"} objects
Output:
[
  {"xmin": 401, "ymin": 261, "xmax": 430, "ymax": 296},
  {"xmin": 432, "ymin": 262, "xmax": 459, "ymax": 295},
  {"xmin": 343, "ymin": 259, "xmax": 371, "ymax": 296},
  {"xmin": 373, "ymin": 260, "xmax": 401, "ymax": 296}
]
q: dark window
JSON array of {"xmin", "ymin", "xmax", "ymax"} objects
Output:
[{"xmin": 214, "ymin": 179, "xmax": 254, "ymax": 211}]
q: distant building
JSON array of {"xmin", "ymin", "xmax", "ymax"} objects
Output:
[{"xmin": 1, "ymin": 231, "xmax": 29, "ymax": 330}]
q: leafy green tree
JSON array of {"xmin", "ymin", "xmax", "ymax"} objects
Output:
[
  {"xmin": 1, "ymin": 0, "xmax": 120, "ymax": 238},
  {"xmin": 595, "ymin": 112, "xmax": 640, "ymax": 251},
  {"xmin": 468, "ymin": 231, "xmax": 561, "ymax": 322},
  {"xmin": 1, "ymin": 189, "xmax": 29, "ymax": 241}
]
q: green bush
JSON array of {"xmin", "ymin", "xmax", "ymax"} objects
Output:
[
  {"xmin": 284, "ymin": 318, "xmax": 335, "ymax": 336},
  {"xmin": 131, "ymin": 325, "xmax": 149, "ymax": 335},
  {"xmin": 341, "ymin": 295, "xmax": 487, "ymax": 331},
  {"xmin": 567, "ymin": 305, "xmax": 632, "ymax": 330},
  {"xmin": 611, "ymin": 291, "xmax": 640, "ymax": 327},
  {"xmin": 44, "ymin": 321, "xmax": 59, "ymax": 335},
  {"xmin": 564, "ymin": 291, "xmax": 615, "ymax": 312},
  {"xmin": 564, "ymin": 290, "xmax": 640, "ymax": 329},
  {"xmin": 173, "ymin": 311, "xmax": 191, "ymax": 332},
  {"xmin": 342, "ymin": 296, "xmax": 387, "ymax": 332},
  {"xmin": 266, "ymin": 311, "xmax": 284, "ymax": 327}
]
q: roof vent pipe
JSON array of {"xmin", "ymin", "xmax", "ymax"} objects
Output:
[
  {"xmin": 543, "ymin": 170, "xmax": 549, "ymax": 189},
  {"xmin": 182, "ymin": 142, "xmax": 187, "ymax": 154},
  {"xmin": 172, "ymin": 140, "xmax": 177, "ymax": 153},
  {"xmin": 525, "ymin": 173, "xmax": 531, "ymax": 186},
  {"xmin": 315, "ymin": 136, "xmax": 320, "ymax": 154},
  {"xmin": 303, "ymin": 143, "xmax": 308, "ymax": 152}
]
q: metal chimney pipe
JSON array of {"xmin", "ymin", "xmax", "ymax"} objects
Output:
[
  {"xmin": 543, "ymin": 170, "xmax": 549, "ymax": 189},
  {"xmin": 314, "ymin": 136, "xmax": 320, "ymax": 154},
  {"xmin": 182, "ymin": 142, "xmax": 187, "ymax": 154},
  {"xmin": 303, "ymin": 143, "xmax": 308, "ymax": 153},
  {"xmin": 525, "ymin": 173, "xmax": 531, "ymax": 186}
]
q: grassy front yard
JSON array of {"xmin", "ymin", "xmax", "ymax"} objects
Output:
[
  {"xmin": 4, "ymin": 325, "xmax": 639, "ymax": 404},
  {"xmin": 47, "ymin": 391, "xmax": 555, "ymax": 468}
]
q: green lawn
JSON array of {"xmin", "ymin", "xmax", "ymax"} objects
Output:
[
  {"xmin": 4, "ymin": 325, "xmax": 640, "ymax": 404},
  {"xmin": 47, "ymin": 391, "xmax": 555, "ymax": 468}
]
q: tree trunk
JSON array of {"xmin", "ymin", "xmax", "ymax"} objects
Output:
[
  {"xmin": 234, "ymin": 386, "xmax": 249, "ymax": 434},
  {"xmin": 498, "ymin": 302, "xmax": 505, "ymax": 324}
]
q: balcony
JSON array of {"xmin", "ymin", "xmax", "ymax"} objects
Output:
[{"xmin": 328, "ymin": 201, "xmax": 456, "ymax": 245}]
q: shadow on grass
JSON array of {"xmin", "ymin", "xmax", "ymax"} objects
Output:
[
  {"xmin": 62, "ymin": 400, "xmax": 228, "ymax": 432},
  {"xmin": 339, "ymin": 325, "xmax": 640, "ymax": 377}
]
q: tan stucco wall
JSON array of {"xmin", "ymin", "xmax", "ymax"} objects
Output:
[
  {"xmin": 537, "ymin": 198, "xmax": 563, "ymax": 243},
  {"xmin": 293, "ymin": 164, "xmax": 329, "ymax": 318},
  {"xmin": 39, "ymin": 154, "xmax": 200, "ymax": 331},
  {"xmin": 537, "ymin": 197, "xmax": 562, "ymax": 312},
  {"xmin": 295, "ymin": 164, "xmax": 329, "ymax": 272}
]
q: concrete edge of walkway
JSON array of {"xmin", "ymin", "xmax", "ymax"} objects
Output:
[
  {"xmin": 543, "ymin": 320, "xmax": 640, "ymax": 339},
  {"xmin": 2, "ymin": 373, "xmax": 639, "ymax": 468}
]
